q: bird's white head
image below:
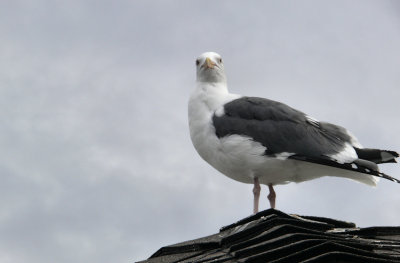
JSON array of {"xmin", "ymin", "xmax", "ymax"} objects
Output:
[{"xmin": 195, "ymin": 52, "xmax": 226, "ymax": 84}]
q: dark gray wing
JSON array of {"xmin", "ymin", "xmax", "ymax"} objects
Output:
[
  {"xmin": 212, "ymin": 97, "xmax": 351, "ymax": 159},
  {"xmin": 212, "ymin": 97, "xmax": 400, "ymax": 183}
]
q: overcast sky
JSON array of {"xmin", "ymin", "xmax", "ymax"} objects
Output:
[{"xmin": 0, "ymin": 1, "xmax": 399, "ymax": 262}]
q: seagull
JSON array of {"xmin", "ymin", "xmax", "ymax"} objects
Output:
[{"xmin": 188, "ymin": 51, "xmax": 399, "ymax": 214}]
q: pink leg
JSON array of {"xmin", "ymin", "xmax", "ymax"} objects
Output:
[
  {"xmin": 253, "ymin": 177, "xmax": 261, "ymax": 214},
  {"xmin": 268, "ymin": 184, "xmax": 276, "ymax": 209}
]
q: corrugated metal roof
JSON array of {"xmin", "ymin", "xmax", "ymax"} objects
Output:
[{"xmin": 137, "ymin": 209, "xmax": 400, "ymax": 263}]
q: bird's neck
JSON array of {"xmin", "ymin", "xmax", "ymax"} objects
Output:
[
  {"xmin": 196, "ymin": 81, "xmax": 229, "ymax": 96},
  {"xmin": 191, "ymin": 81, "xmax": 240, "ymax": 114}
]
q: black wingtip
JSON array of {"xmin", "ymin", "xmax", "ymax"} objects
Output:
[
  {"xmin": 289, "ymin": 155, "xmax": 400, "ymax": 184},
  {"xmin": 354, "ymin": 148, "xmax": 399, "ymax": 164},
  {"xmin": 376, "ymin": 171, "xmax": 400, "ymax": 184}
]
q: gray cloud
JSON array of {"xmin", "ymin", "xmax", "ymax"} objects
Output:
[{"xmin": 0, "ymin": 0, "xmax": 399, "ymax": 262}]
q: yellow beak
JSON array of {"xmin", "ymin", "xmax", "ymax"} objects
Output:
[{"xmin": 204, "ymin": 57, "xmax": 216, "ymax": 69}]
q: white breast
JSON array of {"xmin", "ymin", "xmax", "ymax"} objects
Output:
[{"xmin": 188, "ymin": 83, "xmax": 265, "ymax": 183}]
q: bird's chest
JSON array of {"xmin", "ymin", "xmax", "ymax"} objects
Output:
[
  {"xmin": 188, "ymin": 94, "xmax": 266, "ymax": 180},
  {"xmin": 188, "ymin": 94, "xmax": 222, "ymax": 162}
]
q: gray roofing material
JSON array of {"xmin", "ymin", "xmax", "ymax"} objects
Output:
[{"xmin": 137, "ymin": 209, "xmax": 400, "ymax": 263}]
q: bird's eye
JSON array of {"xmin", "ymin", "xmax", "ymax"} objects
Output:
[
  {"xmin": 218, "ymin": 58, "xmax": 222, "ymax": 63},
  {"xmin": 196, "ymin": 59, "xmax": 200, "ymax": 66}
]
